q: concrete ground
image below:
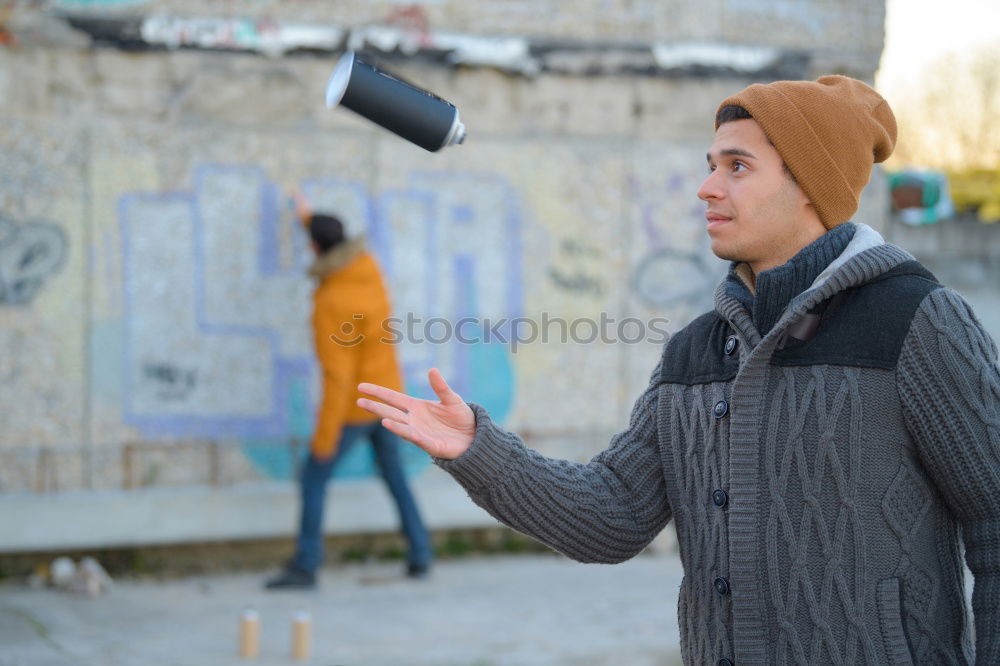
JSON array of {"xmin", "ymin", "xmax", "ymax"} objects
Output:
[{"xmin": 0, "ymin": 553, "xmax": 684, "ymax": 666}]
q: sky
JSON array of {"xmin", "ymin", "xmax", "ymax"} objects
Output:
[
  {"xmin": 876, "ymin": 0, "xmax": 999, "ymax": 168},
  {"xmin": 876, "ymin": 0, "xmax": 999, "ymax": 95}
]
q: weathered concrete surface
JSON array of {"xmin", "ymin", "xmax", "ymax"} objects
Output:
[
  {"xmin": 19, "ymin": 0, "xmax": 885, "ymax": 79},
  {"xmin": 0, "ymin": 0, "xmax": 898, "ymax": 552},
  {"xmin": 0, "ymin": 552, "xmax": 685, "ymax": 666},
  {"xmin": 0, "ymin": 470, "xmax": 489, "ymax": 553}
]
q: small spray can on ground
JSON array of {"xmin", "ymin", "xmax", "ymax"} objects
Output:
[
  {"xmin": 291, "ymin": 609, "xmax": 311, "ymax": 660},
  {"xmin": 238, "ymin": 607, "xmax": 260, "ymax": 659},
  {"xmin": 325, "ymin": 51, "xmax": 466, "ymax": 152}
]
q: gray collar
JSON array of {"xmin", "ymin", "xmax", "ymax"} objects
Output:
[
  {"xmin": 807, "ymin": 223, "xmax": 887, "ymax": 294},
  {"xmin": 715, "ymin": 223, "xmax": 914, "ymax": 348}
]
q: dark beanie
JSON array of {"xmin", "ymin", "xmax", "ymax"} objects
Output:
[
  {"xmin": 307, "ymin": 213, "xmax": 346, "ymax": 252},
  {"xmin": 716, "ymin": 75, "xmax": 897, "ymax": 229}
]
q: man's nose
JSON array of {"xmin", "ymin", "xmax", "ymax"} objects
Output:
[{"xmin": 697, "ymin": 170, "xmax": 723, "ymax": 201}]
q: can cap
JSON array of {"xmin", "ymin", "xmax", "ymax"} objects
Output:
[{"xmin": 325, "ymin": 51, "xmax": 356, "ymax": 109}]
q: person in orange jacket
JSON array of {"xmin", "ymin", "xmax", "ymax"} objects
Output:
[{"xmin": 266, "ymin": 200, "xmax": 432, "ymax": 589}]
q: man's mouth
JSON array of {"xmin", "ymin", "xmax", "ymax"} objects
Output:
[{"xmin": 705, "ymin": 213, "xmax": 732, "ymax": 229}]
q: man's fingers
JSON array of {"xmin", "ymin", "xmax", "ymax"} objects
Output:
[
  {"xmin": 380, "ymin": 418, "xmax": 433, "ymax": 453},
  {"xmin": 357, "ymin": 397, "xmax": 409, "ymax": 423},
  {"xmin": 357, "ymin": 382, "xmax": 414, "ymax": 411},
  {"xmin": 428, "ymin": 368, "xmax": 462, "ymax": 405}
]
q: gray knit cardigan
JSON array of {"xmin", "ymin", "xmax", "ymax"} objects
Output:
[{"xmin": 438, "ymin": 225, "xmax": 1000, "ymax": 665}]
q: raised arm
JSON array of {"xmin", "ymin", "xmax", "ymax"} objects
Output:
[{"xmin": 359, "ymin": 360, "xmax": 671, "ymax": 563}]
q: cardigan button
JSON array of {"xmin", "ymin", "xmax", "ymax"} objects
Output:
[
  {"xmin": 714, "ymin": 400, "xmax": 729, "ymax": 419},
  {"xmin": 724, "ymin": 335, "xmax": 738, "ymax": 356},
  {"xmin": 712, "ymin": 489, "xmax": 729, "ymax": 508},
  {"xmin": 714, "ymin": 576, "xmax": 730, "ymax": 596}
]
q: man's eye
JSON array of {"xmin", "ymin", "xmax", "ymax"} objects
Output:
[{"xmin": 732, "ymin": 161, "xmax": 747, "ymax": 172}]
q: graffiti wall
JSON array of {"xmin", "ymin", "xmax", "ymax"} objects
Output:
[
  {"xmin": 0, "ymin": 34, "xmax": 889, "ymax": 548},
  {"xmin": 0, "ymin": 122, "xmax": 718, "ymax": 485}
]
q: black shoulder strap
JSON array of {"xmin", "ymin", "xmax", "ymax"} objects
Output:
[
  {"xmin": 660, "ymin": 311, "xmax": 741, "ymax": 386},
  {"xmin": 771, "ymin": 260, "xmax": 943, "ymax": 369}
]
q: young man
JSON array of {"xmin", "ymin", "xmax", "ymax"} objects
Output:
[
  {"xmin": 357, "ymin": 76, "xmax": 999, "ymax": 664},
  {"xmin": 266, "ymin": 206, "xmax": 432, "ymax": 589}
]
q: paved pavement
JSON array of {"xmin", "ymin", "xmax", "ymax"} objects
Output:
[{"xmin": 0, "ymin": 553, "xmax": 684, "ymax": 666}]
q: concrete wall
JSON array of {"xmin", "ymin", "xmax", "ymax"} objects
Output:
[
  {"xmin": 39, "ymin": 0, "xmax": 887, "ymax": 78},
  {"xmin": 0, "ymin": 0, "xmax": 890, "ymax": 551}
]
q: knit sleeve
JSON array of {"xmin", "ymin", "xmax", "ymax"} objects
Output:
[
  {"xmin": 897, "ymin": 288, "xmax": 1000, "ymax": 664},
  {"xmin": 435, "ymin": 358, "xmax": 671, "ymax": 563}
]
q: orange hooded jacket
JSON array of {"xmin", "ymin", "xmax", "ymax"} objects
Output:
[{"xmin": 308, "ymin": 238, "xmax": 403, "ymax": 459}]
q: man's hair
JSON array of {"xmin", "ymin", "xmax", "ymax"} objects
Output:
[
  {"xmin": 715, "ymin": 104, "xmax": 795, "ymax": 181},
  {"xmin": 307, "ymin": 213, "xmax": 346, "ymax": 252},
  {"xmin": 716, "ymin": 104, "xmax": 753, "ymax": 125}
]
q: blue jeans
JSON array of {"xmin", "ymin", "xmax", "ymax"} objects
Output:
[{"xmin": 292, "ymin": 422, "xmax": 433, "ymax": 573}]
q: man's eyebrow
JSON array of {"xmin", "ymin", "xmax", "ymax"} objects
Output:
[{"xmin": 706, "ymin": 148, "xmax": 757, "ymax": 162}]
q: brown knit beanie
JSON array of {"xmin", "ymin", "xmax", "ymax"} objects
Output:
[{"xmin": 716, "ymin": 75, "xmax": 897, "ymax": 229}]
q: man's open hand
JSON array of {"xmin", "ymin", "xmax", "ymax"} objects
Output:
[{"xmin": 357, "ymin": 368, "xmax": 475, "ymax": 460}]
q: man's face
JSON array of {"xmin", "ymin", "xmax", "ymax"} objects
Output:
[{"xmin": 697, "ymin": 118, "xmax": 823, "ymax": 274}]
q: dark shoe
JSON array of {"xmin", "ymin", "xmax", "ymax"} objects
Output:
[
  {"xmin": 264, "ymin": 565, "xmax": 316, "ymax": 590},
  {"xmin": 406, "ymin": 563, "xmax": 431, "ymax": 579}
]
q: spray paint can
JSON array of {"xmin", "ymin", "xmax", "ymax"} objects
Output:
[
  {"xmin": 325, "ymin": 51, "xmax": 466, "ymax": 152},
  {"xmin": 238, "ymin": 607, "xmax": 260, "ymax": 659},
  {"xmin": 291, "ymin": 609, "xmax": 311, "ymax": 660}
]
